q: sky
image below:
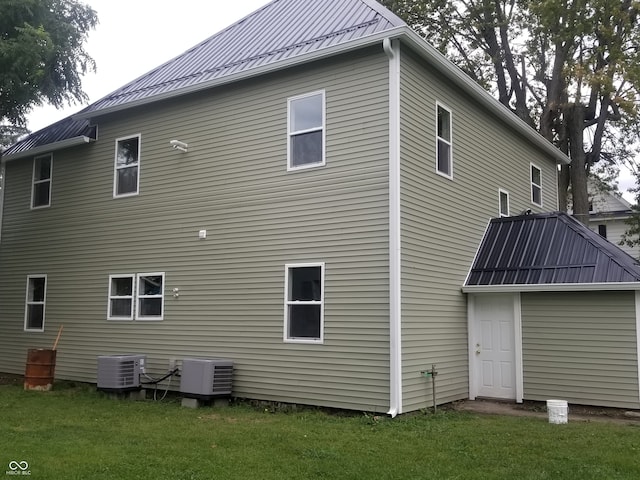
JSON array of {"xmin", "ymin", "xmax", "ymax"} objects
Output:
[
  {"xmin": 26, "ymin": 0, "xmax": 268, "ymax": 132},
  {"xmin": 24, "ymin": 0, "xmax": 637, "ymax": 199}
]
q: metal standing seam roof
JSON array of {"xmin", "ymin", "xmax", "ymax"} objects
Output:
[
  {"xmin": 465, "ymin": 212, "xmax": 640, "ymax": 287},
  {"xmin": 2, "ymin": 113, "xmax": 96, "ymax": 160},
  {"xmin": 81, "ymin": 0, "xmax": 405, "ymax": 114}
]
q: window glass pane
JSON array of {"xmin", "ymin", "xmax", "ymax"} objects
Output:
[
  {"xmin": 28, "ymin": 278, "xmax": 45, "ymax": 302},
  {"xmin": 500, "ymin": 192, "xmax": 509, "ymax": 215},
  {"xmin": 33, "ymin": 182, "xmax": 50, "ymax": 207},
  {"xmin": 437, "ymin": 139, "xmax": 451, "ymax": 175},
  {"xmin": 117, "ymin": 138, "xmax": 139, "ymax": 166},
  {"xmin": 110, "ymin": 299, "xmax": 132, "ymax": 317},
  {"xmin": 34, "ymin": 157, "xmax": 51, "ymax": 180},
  {"xmin": 291, "ymin": 131, "xmax": 322, "ymax": 167},
  {"xmin": 291, "ymin": 94, "xmax": 322, "ymax": 132},
  {"xmin": 531, "ymin": 166, "xmax": 541, "ymax": 185},
  {"xmin": 437, "ymin": 107, "xmax": 450, "ymax": 141},
  {"xmin": 288, "ymin": 305, "xmax": 321, "ymax": 338},
  {"xmin": 139, "ymin": 298, "xmax": 162, "ymax": 317},
  {"xmin": 111, "ymin": 277, "xmax": 133, "ymax": 296},
  {"xmin": 139, "ymin": 275, "xmax": 163, "ymax": 295},
  {"xmin": 117, "ymin": 166, "xmax": 138, "ymax": 194},
  {"xmin": 532, "ymin": 185, "xmax": 541, "ymax": 205},
  {"xmin": 289, "ymin": 267, "xmax": 321, "ymax": 301},
  {"xmin": 27, "ymin": 305, "xmax": 44, "ymax": 329}
]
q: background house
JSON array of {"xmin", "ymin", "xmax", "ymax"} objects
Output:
[
  {"xmin": 587, "ymin": 187, "xmax": 639, "ymax": 259},
  {"xmin": 0, "ymin": 0, "xmax": 605, "ymax": 415}
]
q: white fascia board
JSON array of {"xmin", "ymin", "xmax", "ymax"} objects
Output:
[
  {"xmin": 398, "ymin": 30, "xmax": 570, "ymax": 166},
  {"xmin": 2, "ymin": 136, "xmax": 93, "ymax": 162},
  {"xmin": 74, "ymin": 27, "xmax": 408, "ymax": 122},
  {"xmin": 462, "ymin": 282, "xmax": 640, "ymax": 293}
]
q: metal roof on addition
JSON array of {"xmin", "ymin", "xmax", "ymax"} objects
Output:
[{"xmin": 466, "ymin": 212, "xmax": 640, "ymax": 286}]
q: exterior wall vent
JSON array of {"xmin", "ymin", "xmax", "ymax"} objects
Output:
[
  {"xmin": 179, "ymin": 358, "xmax": 233, "ymax": 399},
  {"xmin": 97, "ymin": 354, "xmax": 146, "ymax": 392}
]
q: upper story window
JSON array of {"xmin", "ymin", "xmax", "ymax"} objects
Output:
[
  {"xmin": 288, "ymin": 91, "xmax": 325, "ymax": 171},
  {"xmin": 25, "ymin": 275, "xmax": 47, "ymax": 331},
  {"xmin": 436, "ymin": 104, "xmax": 453, "ymax": 178},
  {"xmin": 114, "ymin": 135, "xmax": 140, "ymax": 197},
  {"xmin": 598, "ymin": 224, "xmax": 607, "ymax": 238},
  {"xmin": 530, "ymin": 163, "xmax": 542, "ymax": 206},
  {"xmin": 32, "ymin": 154, "xmax": 52, "ymax": 208},
  {"xmin": 499, "ymin": 189, "xmax": 510, "ymax": 217},
  {"xmin": 284, "ymin": 263, "xmax": 324, "ymax": 343}
]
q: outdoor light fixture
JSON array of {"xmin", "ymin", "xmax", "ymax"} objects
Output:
[{"xmin": 169, "ymin": 139, "xmax": 188, "ymax": 152}]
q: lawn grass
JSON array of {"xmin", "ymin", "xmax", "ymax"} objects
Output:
[{"xmin": 1, "ymin": 383, "xmax": 639, "ymax": 479}]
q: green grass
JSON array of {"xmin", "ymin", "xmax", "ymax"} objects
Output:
[{"xmin": 1, "ymin": 383, "xmax": 639, "ymax": 479}]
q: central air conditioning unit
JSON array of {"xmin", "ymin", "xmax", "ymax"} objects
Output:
[
  {"xmin": 179, "ymin": 358, "xmax": 233, "ymax": 400},
  {"xmin": 97, "ymin": 354, "xmax": 146, "ymax": 392}
]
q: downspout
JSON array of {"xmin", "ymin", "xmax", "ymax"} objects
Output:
[
  {"xmin": 384, "ymin": 37, "xmax": 402, "ymax": 417},
  {"xmin": 0, "ymin": 160, "xmax": 5, "ymax": 243}
]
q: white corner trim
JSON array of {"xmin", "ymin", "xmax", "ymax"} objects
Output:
[
  {"xmin": 467, "ymin": 294, "xmax": 477, "ymax": 400},
  {"xmin": 384, "ymin": 37, "xmax": 402, "ymax": 418},
  {"xmin": 513, "ymin": 293, "xmax": 523, "ymax": 403},
  {"xmin": 636, "ymin": 291, "xmax": 640, "ymax": 405}
]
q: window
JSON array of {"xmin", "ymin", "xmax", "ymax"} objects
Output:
[
  {"xmin": 288, "ymin": 91, "xmax": 325, "ymax": 170},
  {"xmin": 108, "ymin": 275, "xmax": 134, "ymax": 320},
  {"xmin": 530, "ymin": 164, "xmax": 542, "ymax": 206},
  {"xmin": 25, "ymin": 275, "xmax": 47, "ymax": 331},
  {"xmin": 284, "ymin": 263, "xmax": 324, "ymax": 342},
  {"xmin": 107, "ymin": 272, "xmax": 164, "ymax": 321},
  {"xmin": 499, "ymin": 189, "xmax": 510, "ymax": 217},
  {"xmin": 137, "ymin": 273, "xmax": 164, "ymax": 320},
  {"xmin": 436, "ymin": 104, "xmax": 453, "ymax": 178},
  {"xmin": 32, "ymin": 154, "xmax": 52, "ymax": 208},
  {"xmin": 114, "ymin": 135, "xmax": 140, "ymax": 197},
  {"xmin": 598, "ymin": 224, "xmax": 607, "ymax": 238}
]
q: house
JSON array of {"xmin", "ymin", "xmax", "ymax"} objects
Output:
[
  {"xmin": 587, "ymin": 186, "xmax": 639, "ymax": 259},
  {"xmin": 3, "ymin": 0, "xmax": 635, "ymax": 415}
]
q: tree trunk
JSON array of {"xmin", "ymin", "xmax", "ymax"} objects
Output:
[{"xmin": 566, "ymin": 104, "xmax": 589, "ymax": 225}]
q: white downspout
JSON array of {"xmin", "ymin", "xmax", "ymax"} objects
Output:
[
  {"xmin": 383, "ymin": 37, "xmax": 402, "ymax": 417},
  {"xmin": 0, "ymin": 161, "xmax": 5, "ymax": 243}
]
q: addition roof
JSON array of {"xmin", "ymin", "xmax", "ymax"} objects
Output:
[{"xmin": 464, "ymin": 212, "xmax": 640, "ymax": 292}]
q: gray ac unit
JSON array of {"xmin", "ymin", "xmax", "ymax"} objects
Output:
[
  {"xmin": 97, "ymin": 354, "xmax": 146, "ymax": 392},
  {"xmin": 179, "ymin": 358, "xmax": 233, "ymax": 399}
]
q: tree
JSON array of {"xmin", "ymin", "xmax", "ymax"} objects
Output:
[
  {"xmin": 0, "ymin": 0, "xmax": 98, "ymax": 127},
  {"xmin": 381, "ymin": 0, "xmax": 640, "ymax": 224}
]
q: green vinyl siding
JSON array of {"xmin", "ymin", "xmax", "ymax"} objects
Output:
[
  {"xmin": 0, "ymin": 49, "xmax": 391, "ymax": 412},
  {"xmin": 521, "ymin": 291, "xmax": 639, "ymax": 409},
  {"xmin": 398, "ymin": 46, "xmax": 560, "ymax": 412}
]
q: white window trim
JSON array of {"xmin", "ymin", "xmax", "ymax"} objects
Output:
[
  {"xmin": 287, "ymin": 90, "xmax": 326, "ymax": 172},
  {"xmin": 31, "ymin": 153, "xmax": 52, "ymax": 209},
  {"xmin": 24, "ymin": 274, "xmax": 47, "ymax": 332},
  {"xmin": 107, "ymin": 274, "xmax": 135, "ymax": 321},
  {"xmin": 435, "ymin": 102, "xmax": 453, "ymax": 180},
  {"xmin": 530, "ymin": 163, "xmax": 542, "ymax": 207},
  {"xmin": 135, "ymin": 272, "xmax": 165, "ymax": 321},
  {"xmin": 283, "ymin": 262, "xmax": 325, "ymax": 344},
  {"xmin": 113, "ymin": 134, "xmax": 141, "ymax": 198},
  {"xmin": 499, "ymin": 188, "xmax": 510, "ymax": 217}
]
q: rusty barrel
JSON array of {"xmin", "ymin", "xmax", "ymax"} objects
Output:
[{"xmin": 24, "ymin": 349, "xmax": 57, "ymax": 391}]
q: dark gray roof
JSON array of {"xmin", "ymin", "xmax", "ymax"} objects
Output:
[
  {"xmin": 466, "ymin": 212, "xmax": 640, "ymax": 286},
  {"xmin": 2, "ymin": 113, "xmax": 96, "ymax": 160},
  {"xmin": 82, "ymin": 0, "xmax": 404, "ymax": 115}
]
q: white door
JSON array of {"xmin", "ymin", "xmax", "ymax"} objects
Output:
[{"xmin": 472, "ymin": 294, "xmax": 516, "ymax": 399}]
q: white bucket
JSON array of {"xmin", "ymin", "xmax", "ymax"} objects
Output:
[{"xmin": 547, "ymin": 399, "xmax": 568, "ymax": 424}]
